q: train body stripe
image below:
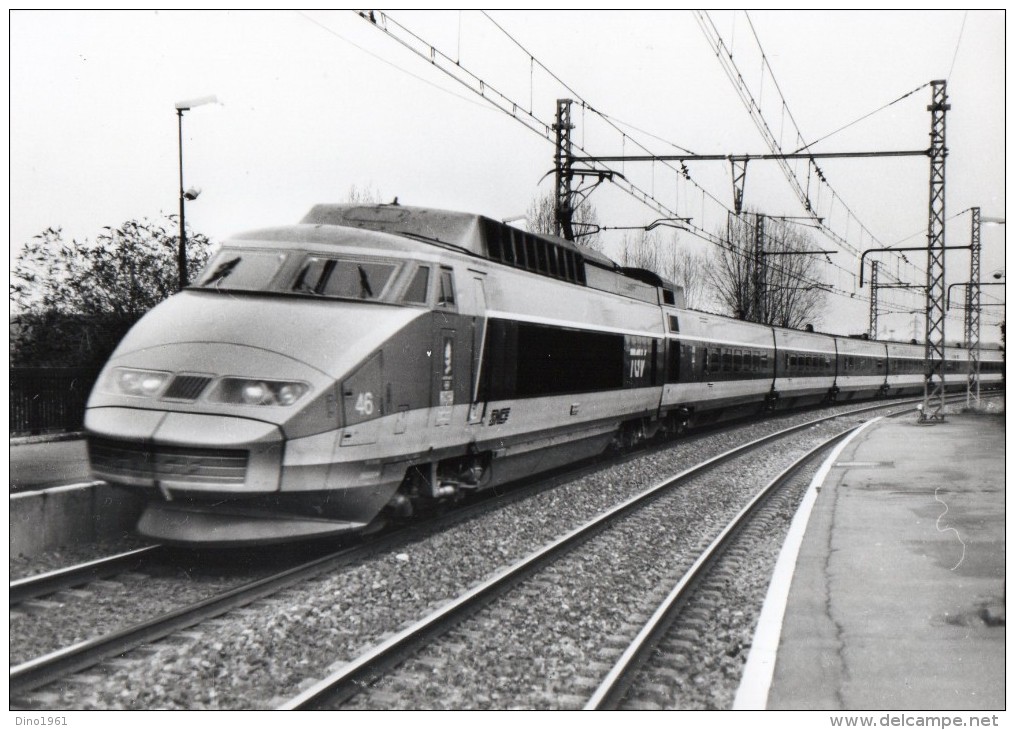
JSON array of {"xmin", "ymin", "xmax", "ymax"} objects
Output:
[
  {"xmin": 668, "ymin": 334, "xmax": 776, "ymax": 350},
  {"xmin": 484, "ymin": 309, "xmax": 661, "ymax": 338}
]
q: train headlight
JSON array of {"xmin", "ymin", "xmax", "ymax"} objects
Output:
[
  {"xmin": 107, "ymin": 368, "xmax": 171, "ymax": 397},
  {"xmin": 210, "ymin": 378, "xmax": 310, "ymax": 407},
  {"xmin": 276, "ymin": 383, "xmax": 304, "ymax": 406}
]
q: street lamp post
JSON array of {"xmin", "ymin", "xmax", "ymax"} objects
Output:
[{"xmin": 174, "ymin": 95, "xmax": 219, "ymax": 290}]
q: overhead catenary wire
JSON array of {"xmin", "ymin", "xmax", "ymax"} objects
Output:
[
  {"xmin": 742, "ymin": 12, "xmax": 932, "ymax": 291},
  {"xmin": 367, "ymin": 12, "xmax": 920, "ymax": 313},
  {"xmin": 790, "ymin": 83, "xmax": 931, "ymax": 155},
  {"xmin": 478, "ymin": 8, "xmax": 899, "ymax": 305},
  {"xmin": 701, "ymin": 10, "xmax": 934, "ymax": 291},
  {"xmin": 351, "ymin": 10, "xmax": 948, "ymax": 319},
  {"xmin": 947, "ymin": 11, "xmax": 969, "ymax": 80},
  {"xmin": 718, "ymin": 11, "xmax": 937, "ymax": 298},
  {"xmin": 296, "ymin": 11, "xmax": 494, "ymax": 114}
]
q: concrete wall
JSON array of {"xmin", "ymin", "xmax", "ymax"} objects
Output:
[{"xmin": 9, "ymin": 483, "xmax": 145, "ymax": 558}]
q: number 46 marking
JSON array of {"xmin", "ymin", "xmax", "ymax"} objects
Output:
[{"xmin": 354, "ymin": 392, "xmax": 375, "ymax": 416}]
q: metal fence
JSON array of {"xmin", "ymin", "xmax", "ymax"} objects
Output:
[{"xmin": 10, "ymin": 367, "xmax": 101, "ymax": 435}]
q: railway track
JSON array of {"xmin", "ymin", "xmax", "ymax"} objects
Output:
[
  {"xmin": 585, "ymin": 424, "xmax": 864, "ymax": 709},
  {"xmin": 278, "ymin": 409, "xmax": 898, "ymax": 709},
  {"xmin": 9, "ymin": 450, "xmax": 622, "ymax": 700},
  {"xmin": 9, "ymin": 395, "xmax": 985, "ymax": 709},
  {"xmin": 10, "ymin": 546, "xmax": 165, "ymax": 606}
]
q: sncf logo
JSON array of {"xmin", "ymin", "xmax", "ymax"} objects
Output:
[{"xmin": 488, "ymin": 408, "xmax": 511, "ymax": 426}]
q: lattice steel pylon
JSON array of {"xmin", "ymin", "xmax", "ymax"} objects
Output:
[
  {"xmin": 966, "ymin": 207, "xmax": 982, "ymax": 406},
  {"xmin": 869, "ymin": 260, "xmax": 879, "ymax": 339},
  {"xmin": 553, "ymin": 98, "xmax": 575, "ymax": 241},
  {"xmin": 921, "ymin": 80, "xmax": 950, "ymax": 422}
]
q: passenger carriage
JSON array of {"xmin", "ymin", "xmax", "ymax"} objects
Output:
[
  {"xmin": 771, "ymin": 326, "xmax": 837, "ymax": 408},
  {"xmin": 833, "ymin": 336, "xmax": 889, "ymax": 401}
]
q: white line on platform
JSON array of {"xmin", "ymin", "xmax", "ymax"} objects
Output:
[{"xmin": 732, "ymin": 416, "xmax": 882, "ymax": 710}]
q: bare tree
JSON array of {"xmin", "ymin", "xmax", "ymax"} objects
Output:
[
  {"xmin": 667, "ymin": 247, "xmax": 711, "ymax": 310},
  {"xmin": 618, "ymin": 229, "xmax": 662, "ymax": 271},
  {"xmin": 707, "ymin": 212, "xmax": 827, "ymax": 329},
  {"xmin": 618, "ymin": 230, "xmax": 711, "ymax": 309},
  {"xmin": 346, "ymin": 184, "xmax": 384, "ymax": 204},
  {"xmin": 525, "ymin": 192, "xmax": 603, "ymax": 252}
]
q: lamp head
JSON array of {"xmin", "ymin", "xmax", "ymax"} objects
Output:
[
  {"xmin": 184, "ymin": 187, "xmax": 201, "ymax": 201},
  {"xmin": 175, "ymin": 95, "xmax": 220, "ymax": 111}
]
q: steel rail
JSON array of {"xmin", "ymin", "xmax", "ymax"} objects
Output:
[
  {"xmin": 10, "ymin": 546, "xmax": 164, "ymax": 606},
  {"xmin": 277, "ymin": 399, "xmax": 926, "ymax": 710},
  {"xmin": 584, "ymin": 424, "xmax": 859, "ymax": 710},
  {"xmin": 9, "ymin": 541, "xmax": 372, "ymax": 696}
]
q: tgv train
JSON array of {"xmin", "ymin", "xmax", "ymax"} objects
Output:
[{"xmin": 84, "ymin": 204, "xmax": 1005, "ymax": 545}]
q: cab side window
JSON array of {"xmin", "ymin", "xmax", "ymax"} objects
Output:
[
  {"xmin": 401, "ymin": 265, "xmax": 431, "ymax": 304},
  {"xmin": 437, "ymin": 267, "xmax": 456, "ymax": 308}
]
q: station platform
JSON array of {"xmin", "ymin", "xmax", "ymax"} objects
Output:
[{"xmin": 736, "ymin": 408, "xmax": 1006, "ymax": 711}]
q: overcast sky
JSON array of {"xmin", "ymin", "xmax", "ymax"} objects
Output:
[{"xmin": 9, "ymin": 10, "xmax": 1006, "ymax": 341}]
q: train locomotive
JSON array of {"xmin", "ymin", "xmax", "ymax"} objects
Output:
[{"xmin": 84, "ymin": 203, "xmax": 1005, "ymax": 545}]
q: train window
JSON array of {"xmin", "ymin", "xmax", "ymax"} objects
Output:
[
  {"xmin": 789, "ymin": 354, "xmax": 797, "ymax": 371},
  {"xmin": 533, "ymin": 236, "xmax": 544, "ymax": 272},
  {"xmin": 487, "ymin": 234, "xmax": 503, "ymax": 260},
  {"xmin": 733, "ymin": 350, "xmax": 743, "ymax": 371},
  {"xmin": 723, "ymin": 349, "xmax": 733, "ymax": 372},
  {"xmin": 292, "ymin": 257, "xmax": 397, "ymax": 300},
  {"xmin": 523, "ymin": 238, "xmax": 539, "ymax": 272},
  {"xmin": 437, "ymin": 268, "xmax": 456, "ymax": 308},
  {"xmin": 668, "ymin": 315, "xmax": 680, "ymax": 332},
  {"xmin": 548, "ymin": 247, "xmax": 560, "ymax": 277},
  {"xmin": 761, "ymin": 352, "xmax": 769, "ymax": 370},
  {"xmin": 400, "ymin": 266, "xmax": 431, "ymax": 304},
  {"xmin": 752, "ymin": 352, "xmax": 760, "ymax": 371},
  {"xmin": 198, "ymin": 249, "xmax": 288, "ymax": 291},
  {"xmin": 511, "ymin": 322, "xmax": 624, "ymax": 397},
  {"xmin": 503, "ymin": 237, "xmax": 516, "ymax": 265}
]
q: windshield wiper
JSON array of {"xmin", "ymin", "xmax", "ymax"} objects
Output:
[
  {"xmin": 358, "ymin": 265, "xmax": 374, "ymax": 299},
  {"xmin": 292, "ymin": 264, "xmax": 322, "ymax": 295},
  {"xmin": 202, "ymin": 257, "xmax": 241, "ymax": 287}
]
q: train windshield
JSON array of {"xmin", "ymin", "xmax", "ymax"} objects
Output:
[
  {"xmin": 196, "ymin": 250, "xmax": 289, "ymax": 291},
  {"xmin": 291, "ymin": 257, "xmax": 398, "ymax": 300}
]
